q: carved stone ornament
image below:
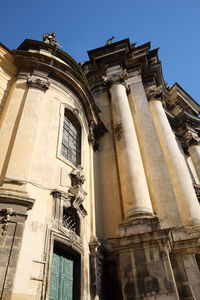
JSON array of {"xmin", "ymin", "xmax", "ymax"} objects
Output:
[
  {"xmin": 0, "ymin": 208, "xmax": 16, "ymax": 236},
  {"xmin": 70, "ymin": 165, "xmax": 85, "ymax": 186},
  {"xmin": 67, "ymin": 166, "xmax": 87, "ymax": 216},
  {"xmin": 68, "ymin": 185, "xmax": 87, "ymax": 210},
  {"xmin": 183, "ymin": 129, "xmax": 200, "ymax": 148},
  {"xmin": 42, "ymin": 33, "xmax": 58, "ymax": 47},
  {"xmin": 106, "ymin": 35, "xmax": 115, "ymax": 45},
  {"xmin": 146, "ymin": 86, "xmax": 163, "ymax": 101},
  {"xmin": 114, "ymin": 123, "xmax": 123, "ymax": 140},
  {"xmin": 27, "ymin": 78, "xmax": 50, "ymax": 91},
  {"xmin": 88, "ymin": 121, "xmax": 99, "ymax": 151}
]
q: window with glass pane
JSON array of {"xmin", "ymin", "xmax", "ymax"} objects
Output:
[{"xmin": 61, "ymin": 110, "xmax": 81, "ymax": 165}]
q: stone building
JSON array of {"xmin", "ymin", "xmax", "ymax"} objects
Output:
[{"xmin": 0, "ymin": 35, "xmax": 200, "ymax": 300}]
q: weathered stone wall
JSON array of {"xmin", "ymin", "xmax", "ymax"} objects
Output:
[{"xmin": 0, "ymin": 200, "xmax": 32, "ymax": 300}]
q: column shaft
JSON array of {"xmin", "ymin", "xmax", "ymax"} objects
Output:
[
  {"xmin": 110, "ymin": 82, "xmax": 153, "ymax": 221},
  {"xmin": 149, "ymin": 98, "xmax": 200, "ymax": 225}
]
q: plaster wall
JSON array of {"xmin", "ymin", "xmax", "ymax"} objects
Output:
[
  {"xmin": 0, "ymin": 78, "xmax": 94, "ymax": 299},
  {"xmin": 0, "ymin": 45, "xmax": 16, "ymax": 116}
]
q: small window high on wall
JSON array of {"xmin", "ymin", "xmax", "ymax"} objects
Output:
[{"xmin": 61, "ymin": 109, "xmax": 81, "ymax": 166}]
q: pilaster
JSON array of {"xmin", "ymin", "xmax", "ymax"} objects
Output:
[{"xmin": 1, "ymin": 75, "xmax": 49, "ymax": 196}]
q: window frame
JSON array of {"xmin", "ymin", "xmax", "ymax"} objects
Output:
[{"xmin": 57, "ymin": 105, "xmax": 82, "ymax": 167}]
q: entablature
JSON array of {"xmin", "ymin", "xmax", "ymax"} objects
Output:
[{"xmin": 83, "ymin": 38, "xmax": 166, "ymax": 96}]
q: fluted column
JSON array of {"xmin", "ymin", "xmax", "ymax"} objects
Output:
[
  {"xmin": 128, "ymin": 76, "xmax": 182, "ymax": 227},
  {"xmin": 106, "ymin": 67, "xmax": 153, "ymax": 221},
  {"xmin": 149, "ymin": 98, "xmax": 200, "ymax": 225}
]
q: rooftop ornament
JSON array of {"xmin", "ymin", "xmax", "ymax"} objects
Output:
[
  {"xmin": 42, "ymin": 33, "xmax": 62, "ymax": 48},
  {"xmin": 106, "ymin": 36, "xmax": 115, "ymax": 45}
]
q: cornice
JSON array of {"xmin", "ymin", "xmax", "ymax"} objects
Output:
[
  {"xmin": 0, "ymin": 192, "xmax": 35, "ymax": 209},
  {"xmin": 83, "ymin": 39, "xmax": 166, "ymax": 95},
  {"xmin": 169, "ymin": 83, "xmax": 200, "ymax": 116},
  {"xmin": 170, "ymin": 110, "xmax": 200, "ymax": 129}
]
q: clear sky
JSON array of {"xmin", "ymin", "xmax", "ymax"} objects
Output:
[{"xmin": 1, "ymin": 0, "xmax": 200, "ymax": 102}]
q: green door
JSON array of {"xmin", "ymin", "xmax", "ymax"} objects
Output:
[{"xmin": 50, "ymin": 250, "xmax": 74, "ymax": 300}]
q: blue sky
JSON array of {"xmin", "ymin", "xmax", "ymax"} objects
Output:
[{"xmin": 1, "ymin": 0, "xmax": 200, "ymax": 102}]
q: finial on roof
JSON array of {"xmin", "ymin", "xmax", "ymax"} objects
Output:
[
  {"xmin": 106, "ymin": 36, "xmax": 115, "ymax": 45},
  {"xmin": 42, "ymin": 33, "xmax": 59, "ymax": 47}
]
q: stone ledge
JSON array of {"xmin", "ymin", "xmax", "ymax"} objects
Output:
[
  {"xmin": 118, "ymin": 217, "xmax": 160, "ymax": 236},
  {"xmin": 0, "ymin": 192, "xmax": 35, "ymax": 210}
]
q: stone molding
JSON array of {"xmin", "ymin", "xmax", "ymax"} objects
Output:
[
  {"xmin": 27, "ymin": 77, "xmax": 50, "ymax": 91},
  {"xmin": 118, "ymin": 216, "xmax": 160, "ymax": 236},
  {"xmin": 0, "ymin": 192, "xmax": 35, "ymax": 210},
  {"xmin": 126, "ymin": 74, "xmax": 142, "ymax": 85}
]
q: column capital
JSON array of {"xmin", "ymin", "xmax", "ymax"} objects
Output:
[
  {"xmin": 146, "ymin": 86, "xmax": 163, "ymax": 101},
  {"xmin": 27, "ymin": 77, "xmax": 50, "ymax": 91},
  {"xmin": 102, "ymin": 66, "xmax": 129, "ymax": 93}
]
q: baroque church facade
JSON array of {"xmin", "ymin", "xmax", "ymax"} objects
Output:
[{"xmin": 0, "ymin": 34, "xmax": 200, "ymax": 300}]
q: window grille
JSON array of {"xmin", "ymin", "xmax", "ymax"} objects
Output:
[{"xmin": 62, "ymin": 208, "xmax": 80, "ymax": 235}]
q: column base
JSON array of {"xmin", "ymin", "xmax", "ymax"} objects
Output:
[
  {"xmin": 124, "ymin": 208, "xmax": 154, "ymax": 222},
  {"xmin": 119, "ymin": 216, "xmax": 160, "ymax": 236}
]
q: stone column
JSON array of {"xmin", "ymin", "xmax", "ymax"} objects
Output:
[
  {"xmin": 128, "ymin": 76, "xmax": 182, "ymax": 227},
  {"xmin": 149, "ymin": 98, "xmax": 200, "ymax": 225},
  {"xmin": 106, "ymin": 67, "xmax": 153, "ymax": 221}
]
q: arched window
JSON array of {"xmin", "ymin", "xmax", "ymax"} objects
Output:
[{"xmin": 61, "ymin": 109, "xmax": 81, "ymax": 166}]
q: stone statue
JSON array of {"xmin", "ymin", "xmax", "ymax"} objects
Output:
[
  {"xmin": 70, "ymin": 165, "xmax": 85, "ymax": 186},
  {"xmin": 43, "ymin": 33, "xmax": 58, "ymax": 47}
]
